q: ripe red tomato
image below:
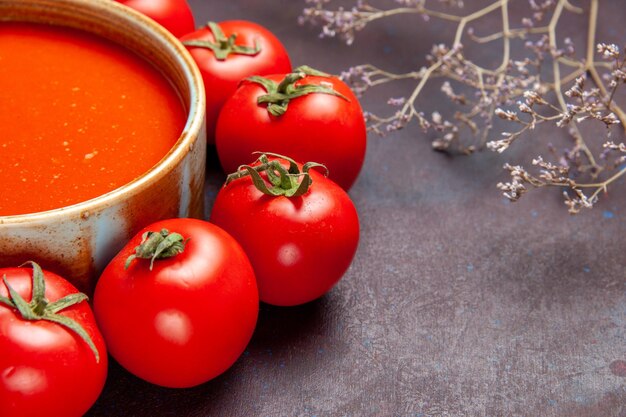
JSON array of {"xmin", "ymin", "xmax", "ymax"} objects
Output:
[
  {"xmin": 211, "ymin": 154, "xmax": 360, "ymax": 306},
  {"xmin": 0, "ymin": 262, "xmax": 107, "ymax": 417},
  {"xmin": 115, "ymin": 0, "xmax": 195, "ymax": 37},
  {"xmin": 215, "ymin": 67, "xmax": 367, "ymax": 190},
  {"xmin": 181, "ymin": 20, "xmax": 292, "ymax": 143},
  {"xmin": 93, "ymin": 218, "xmax": 258, "ymax": 388}
]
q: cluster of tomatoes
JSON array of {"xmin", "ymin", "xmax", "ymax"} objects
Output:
[{"xmin": 0, "ymin": 1, "xmax": 367, "ymax": 416}]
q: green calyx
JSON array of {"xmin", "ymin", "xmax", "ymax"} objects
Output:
[
  {"xmin": 0, "ymin": 261, "xmax": 100, "ymax": 362},
  {"xmin": 125, "ymin": 229, "xmax": 188, "ymax": 271},
  {"xmin": 225, "ymin": 152, "xmax": 328, "ymax": 197},
  {"xmin": 247, "ymin": 65, "xmax": 350, "ymax": 117},
  {"xmin": 182, "ymin": 21, "xmax": 261, "ymax": 61}
]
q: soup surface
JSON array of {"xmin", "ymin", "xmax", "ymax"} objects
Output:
[{"xmin": 0, "ymin": 23, "xmax": 186, "ymax": 216}]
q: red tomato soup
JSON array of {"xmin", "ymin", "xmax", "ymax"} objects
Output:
[{"xmin": 0, "ymin": 23, "xmax": 186, "ymax": 216}]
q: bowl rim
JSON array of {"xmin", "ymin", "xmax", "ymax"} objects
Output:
[{"xmin": 0, "ymin": 0, "xmax": 205, "ymax": 224}]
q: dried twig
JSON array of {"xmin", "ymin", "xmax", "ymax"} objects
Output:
[{"xmin": 301, "ymin": 0, "xmax": 626, "ymax": 213}]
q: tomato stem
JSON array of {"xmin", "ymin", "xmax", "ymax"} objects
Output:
[
  {"xmin": 0, "ymin": 262, "xmax": 100, "ymax": 362},
  {"xmin": 224, "ymin": 152, "xmax": 327, "ymax": 197},
  {"xmin": 246, "ymin": 65, "xmax": 350, "ymax": 117},
  {"xmin": 182, "ymin": 21, "xmax": 261, "ymax": 61},
  {"xmin": 125, "ymin": 229, "xmax": 188, "ymax": 271}
]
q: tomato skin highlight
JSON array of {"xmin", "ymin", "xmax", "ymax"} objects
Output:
[
  {"xmin": 215, "ymin": 73, "xmax": 366, "ymax": 190},
  {"xmin": 115, "ymin": 0, "xmax": 195, "ymax": 37},
  {"xmin": 93, "ymin": 218, "xmax": 258, "ymax": 388},
  {"xmin": 0, "ymin": 268, "xmax": 107, "ymax": 417},
  {"xmin": 181, "ymin": 20, "xmax": 292, "ymax": 143},
  {"xmin": 211, "ymin": 162, "xmax": 360, "ymax": 306}
]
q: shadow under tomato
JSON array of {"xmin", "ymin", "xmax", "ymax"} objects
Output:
[
  {"xmin": 85, "ymin": 356, "xmax": 239, "ymax": 417},
  {"xmin": 204, "ymin": 145, "xmax": 226, "ymax": 219},
  {"xmin": 251, "ymin": 295, "xmax": 331, "ymax": 348}
]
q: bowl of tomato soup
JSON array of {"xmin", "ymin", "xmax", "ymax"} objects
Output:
[{"xmin": 0, "ymin": 0, "xmax": 206, "ymax": 293}]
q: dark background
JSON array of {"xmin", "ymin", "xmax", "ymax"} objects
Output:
[{"xmin": 88, "ymin": 1, "xmax": 626, "ymax": 416}]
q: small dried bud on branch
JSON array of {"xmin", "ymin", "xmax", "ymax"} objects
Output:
[{"xmin": 597, "ymin": 43, "xmax": 620, "ymax": 59}]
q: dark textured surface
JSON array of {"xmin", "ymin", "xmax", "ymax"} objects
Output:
[{"xmin": 88, "ymin": 1, "xmax": 626, "ymax": 416}]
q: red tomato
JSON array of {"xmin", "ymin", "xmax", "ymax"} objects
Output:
[
  {"xmin": 0, "ymin": 262, "xmax": 107, "ymax": 417},
  {"xmin": 215, "ymin": 67, "xmax": 366, "ymax": 190},
  {"xmin": 115, "ymin": 0, "xmax": 195, "ymax": 37},
  {"xmin": 211, "ymin": 155, "xmax": 360, "ymax": 306},
  {"xmin": 93, "ymin": 218, "xmax": 258, "ymax": 388},
  {"xmin": 181, "ymin": 20, "xmax": 292, "ymax": 143}
]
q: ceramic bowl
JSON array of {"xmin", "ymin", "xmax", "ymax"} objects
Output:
[{"xmin": 0, "ymin": 0, "xmax": 206, "ymax": 293}]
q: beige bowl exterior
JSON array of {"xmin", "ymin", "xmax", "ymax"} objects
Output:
[{"xmin": 0, "ymin": 0, "xmax": 206, "ymax": 294}]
